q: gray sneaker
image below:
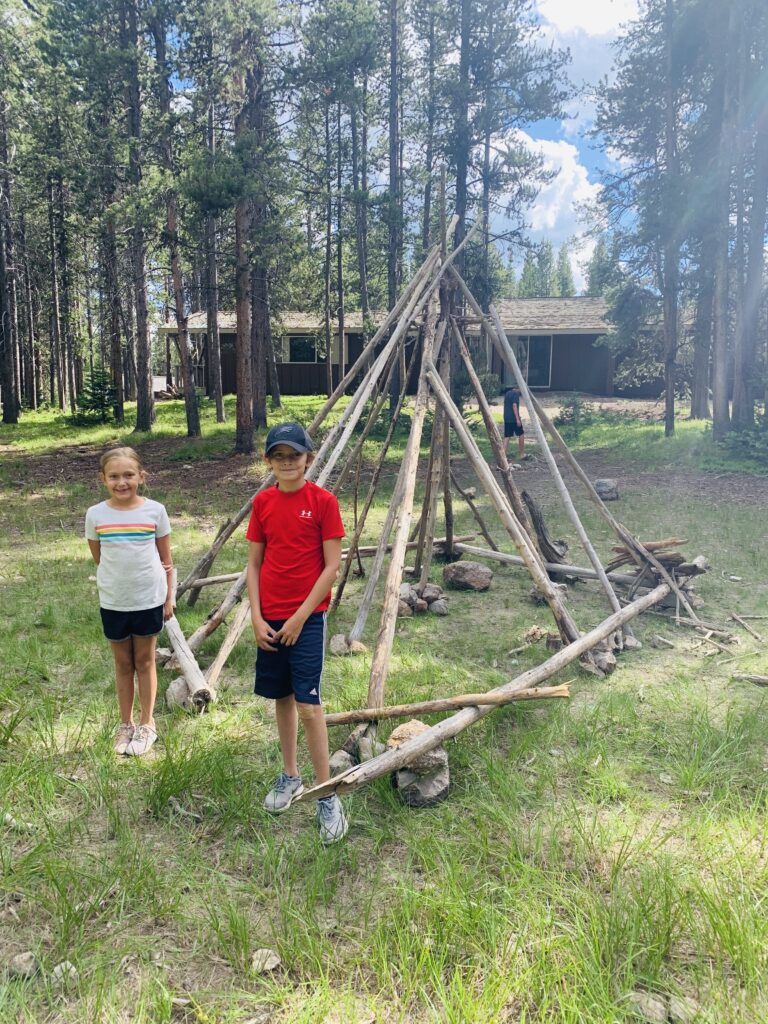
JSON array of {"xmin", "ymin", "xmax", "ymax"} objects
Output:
[
  {"xmin": 316, "ymin": 795, "xmax": 348, "ymax": 844},
  {"xmin": 263, "ymin": 773, "xmax": 304, "ymax": 814}
]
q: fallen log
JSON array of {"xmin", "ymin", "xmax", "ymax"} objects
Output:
[
  {"xmin": 324, "ymin": 682, "xmax": 571, "ymax": 725},
  {"xmin": 164, "ymin": 616, "xmax": 216, "ymax": 710},
  {"xmin": 732, "ymin": 673, "xmax": 768, "ymax": 686},
  {"xmin": 297, "ymin": 581, "xmax": 671, "ymax": 802},
  {"xmin": 204, "ymin": 599, "xmax": 251, "ymax": 690}
]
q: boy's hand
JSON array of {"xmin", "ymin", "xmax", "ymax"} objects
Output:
[
  {"xmin": 253, "ymin": 616, "xmax": 279, "ymax": 651},
  {"xmin": 163, "ymin": 597, "xmax": 174, "ymax": 621},
  {"xmin": 274, "ymin": 613, "xmax": 306, "ymax": 646}
]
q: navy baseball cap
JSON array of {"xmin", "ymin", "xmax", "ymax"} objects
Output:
[{"xmin": 265, "ymin": 422, "xmax": 314, "ymax": 455}]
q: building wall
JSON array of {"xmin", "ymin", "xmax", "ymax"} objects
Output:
[{"xmin": 550, "ymin": 335, "xmax": 610, "ymax": 392}]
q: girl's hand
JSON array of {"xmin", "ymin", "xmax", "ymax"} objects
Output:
[
  {"xmin": 163, "ymin": 597, "xmax": 174, "ymax": 621},
  {"xmin": 253, "ymin": 616, "xmax": 278, "ymax": 651},
  {"xmin": 275, "ymin": 613, "xmax": 306, "ymax": 647}
]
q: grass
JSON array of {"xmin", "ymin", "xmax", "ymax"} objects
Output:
[{"xmin": 1, "ymin": 398, "xmax": 768, "ymax": 1021}]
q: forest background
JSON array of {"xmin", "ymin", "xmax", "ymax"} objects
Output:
[{"xmin": 0, "ymin": 0, "xmax": 766, "ymax": 450}]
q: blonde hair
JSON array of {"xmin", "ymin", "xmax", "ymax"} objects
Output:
[{"xmin": 99, "ymin": 446, "xmax": 145, "ymax": 474}]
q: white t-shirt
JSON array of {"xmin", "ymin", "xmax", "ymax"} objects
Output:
[{"xmin": 85, "ymin": 498, "xmax": 171, "ymax": 611}]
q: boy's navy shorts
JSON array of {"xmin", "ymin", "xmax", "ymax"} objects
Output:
[
  {"xmin": 255, "ymin": 612, "xmax": 326, "ymax": 705},
  {"xmin": 504, "ymin": 420, "xmax": 525, "ymax": 437},
  {"xmin": 100, "ymin": 605, "xmax": 164, "ymax": 642}
]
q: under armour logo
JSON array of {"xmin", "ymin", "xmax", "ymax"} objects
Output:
[{"xmin": 299, "ymin": 510, "xmax": 313, "ymax": 518}]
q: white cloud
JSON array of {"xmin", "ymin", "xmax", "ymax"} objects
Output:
[
  {"xmin": 537, "ymin": 0, "xmax": 638, "ymax": 37},
  {"xmin": 494, "ymin": 133, "xmax": 601, "ymax": 291},
  {"xmin": 522, "ymin": 134, "xmax": 600, "ymax": 234}
]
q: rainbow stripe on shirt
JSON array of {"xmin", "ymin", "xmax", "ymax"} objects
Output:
[{"xmin": 95, "ymin": 523, "xmax": 156, "ymax": 542}]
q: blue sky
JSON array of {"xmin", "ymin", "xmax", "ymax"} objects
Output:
[{"xmin": 510, "ymin": 0, "xmax": 639, "ymax": 289}]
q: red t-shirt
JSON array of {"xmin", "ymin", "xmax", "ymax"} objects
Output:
[{"xmin": 245, "ymin": 480, "xmax": 345, "ymax": 619}]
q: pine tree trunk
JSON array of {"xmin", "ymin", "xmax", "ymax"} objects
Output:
[
  {"xmin": 420, "ymin": 10, "xmax": 436, "ymax": 257},
  {"xmin": 690, "ymin": 250, "xmax": 713, "ymax": 419},
  {"xmin": 711, "ymin": 4, "xmax": 738, "ymax": 440},
  {"xmin": 0, "ymin": 97, "xmax": 18, "ymax": 422},
  {"xmin": 150, "ymin": 16, "xmax": 200, "ymax": 438},
  {"xmin": 336, "ymin": 101, "xmax": 345, "ymax": 384},
  {"xmin": 324, "ymin": 100, "xmax": 333, "ymax": 398},
  {"xmin": 57, "ymin": 171, "xmax": 77, "ymax": 410},
  {"xmin": 103, "ymin": 220, "xmax": 124, "ymax": 422},
  {"xmin": 123, "ymin": 0, "xmax": 153, "ymax": 433},
  {"xmin": 732, "ymin": 107, "xmax": 768, "ymax": 428},
  {"xmin": 250, "ymin": 265, "xmax": 267, "ymax": 431},
  {"xmin": 47, "ymin": 175, "xmax": 66, "ymax": 411}
]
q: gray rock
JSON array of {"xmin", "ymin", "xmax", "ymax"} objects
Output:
[
  {"xmin": 394, "ymin": 765, "xmax": 450, "ymax": 807},
  {"xmin": 329, "ymin": 749, "xmax": 356, "ymax": 775},
  {"xmin": 349, "ymin": 640, "xmax": 368, "ymax": 655},
  {"xmin": 442, "ymin": 561, "xmax": 493, "ymax": 592},
  {"xmin": 8, "ymin": 952, "xmax": 39, "ymax": 980},
  {"xmin": 329, "ymin": 633, "xmax": 350, "ymax": 656},
  {"xmin": 397, "ymin": 600, "xmax": 413, "ymax": 617},
  {"xmin": 529, "ymin": 582, "xmax": 567, "ymax": 605},
  {"xmin": 387, "ymin": 720, "xmax": 449, "ymax": 774},
  {"xmin": 429, "ymin": 598, "xmax": 449, "ymax": 615},
  {"xmin": 399, "ymin": 582, "xmax": 414, "ymax": 602},
  {"xmin": 594, "ymin": 478, "xmax": 619, "ymax": 501},
  {"xmin": 413, "ymin": 598, "xmax": 429, "ymax": 613},
  {"xmin": 51, "ymin": 961, "xmax": 78, "ymax": 988},
  {"xmin": 668, "ymin": 994, "xmax": 701, "ymax": 1023},
  {"xmin": 251, "ymin": 948, "xmax": 281, "ymax": 973},
  {"xmin": 342, "ymin": 724, "xmax": 369, "ymax": 756},
  {"xmin": 357, "ymin": 735, "xmax": 376, "ymax": 762},
  {"xmin": 592, "ymin": 649, "xmax": 617, "ymax": 674},
  {"xmin": 421, "ymin": 583, "xmax": 442, "ymax": 603},
  {"xmin": 626, "ymin": 991, "xmax": 668, "ymax": 1023}
]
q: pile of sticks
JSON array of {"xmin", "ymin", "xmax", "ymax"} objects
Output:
[{"xmin": 158, "ymin": 211, "xmax": 712, "ymax": 806}]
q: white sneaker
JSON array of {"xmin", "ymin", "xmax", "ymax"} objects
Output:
[
  {"xmin": 316, "ymin": 795, "xmax": 348, "ymax": 844},
  {"xmin": 127, "ymin": 724, "xmax": 158, "ymax": 756},
  {"xmin": 114, "ymin": 723, "xmax": 134, "ymax": 755}
]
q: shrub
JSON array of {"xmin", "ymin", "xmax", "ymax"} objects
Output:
[{"xmin": 554, "ymin": 392, "xmax": 596, "ymax": 439}]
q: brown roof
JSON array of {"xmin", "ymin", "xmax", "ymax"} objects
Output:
[
  {"xmin": 493, "ymin": 297, "xmax": 609, "ymax": 334},
  {"xmin": 158, "ymin": 297, "xmax": 610, "ymax": 337},
  {"xmin": 158, "ymin": 309, "xmax": 390, "ymax": 336}
]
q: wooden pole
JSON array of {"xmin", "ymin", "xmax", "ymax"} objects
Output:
[
  {"xmin": 451, "ymin": 317, "xmax": 533, "ymax": 541},
  {"xmin": 487, "ymin": 304, "xmax": 631, "ymax": 638},
  {"xmin": 449, "ymin": 470, "xmax": 499, "ymax": 551},
  {"xmin": 425, "ymin": 363, "xmax": 583, "ymax": 647},
  {"xmin": 324, "ymin": 682, "xmax": 571, "ymax": 725},
  {"xmin": 204, "ymin": 599, "xmax": 251, "ymax": 690},
  {"xmin": 298, "ymin": 581, "xmax": 672, "ymax": 802},
  {"xmin": 366, "ymin": 309, "xmax": 445, "ymax": 706},
  {"xmin": 525, "ymin": 389, "xmax": 704, "ymax": 625}
]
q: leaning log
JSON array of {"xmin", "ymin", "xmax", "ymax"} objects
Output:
[
  {"xmin": 164, "ymin": 616, "xmax": 216, "ymax": 710},
  {"xmin": 324, "ymin": 682, "xmax": 571, "ymax": 725},
  {"xmin": 298, "ymin": 581, "xmax": 671, "ymax": 802}
]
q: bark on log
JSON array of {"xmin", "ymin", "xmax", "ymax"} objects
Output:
[
  {"xmin": 732, "ymin": 673, "xmax": 768, "ymax": 686},
  {"xmin": 297, "ymin": 581, "xmax": 671, "ymax": 801},
  {"xmin": 324, "ymin": 682, "xmax": 570, "ymax": 725},
  {"xmin": 164, "ymin": 615, "xmax": 216, "ymax": 709}
]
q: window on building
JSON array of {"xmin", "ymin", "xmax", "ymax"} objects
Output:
[{"xmin": 287, "ymin": 335, "xmax": 327, "ymax": 363}]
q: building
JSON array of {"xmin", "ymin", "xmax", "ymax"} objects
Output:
[{"xmin": 157, "ymin": 296, "xmax": 621, "ymax": 397}]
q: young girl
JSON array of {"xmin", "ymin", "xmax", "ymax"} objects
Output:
[{"xmin": 85, "ymin": 447, "xmax": 174, "ymax": 756}]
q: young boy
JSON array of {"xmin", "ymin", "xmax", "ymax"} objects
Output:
[
  {"xmin": 503, "ymin": 385, "xmax": 525, "ymax": 461},
  {"xmin": 246, "ymin": 422, "xmax": 348, "ymax": 844}
]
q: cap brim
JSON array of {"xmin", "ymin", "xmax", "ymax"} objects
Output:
[{"xmin": 265, "ymin": 440, "xmax": 311, "ymax": 454}]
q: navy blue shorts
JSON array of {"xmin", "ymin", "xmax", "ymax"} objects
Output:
[
  {"xmin": 255, "ymin": 612, "xmax": 326, "ymax": 705},
  {"xmin": 100, "ymin": 605, "xmax": 164, "ymax": 643},
  {"xmin": 504, "ymin": 420, "xmax": 525, "ymax": 437}
]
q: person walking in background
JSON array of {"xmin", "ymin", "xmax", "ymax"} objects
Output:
[
  {"xmin": 503, "ymin": 385, "xmax": 525, "ymax": 461},
  {"xmin": 85, "ymin": 447, "xmax": 174, "ymax": 756},
  {"xmin": 246, "ymin": 422, "xmax": 348, "ymax": 844}
]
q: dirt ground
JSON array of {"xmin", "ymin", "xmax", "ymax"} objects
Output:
[{"xmin": 5, "ymin": 393, "xmax": 768, "ymax": 515}]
